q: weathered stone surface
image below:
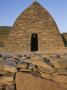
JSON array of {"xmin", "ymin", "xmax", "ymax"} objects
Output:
[
  {"xmin": 17, "ymin": 63, "xmax": 28, "ymax": 69},
  {"xmin": 0, "ymin": 65, "xmax": 4, "ymax": 71},
  {"xmin": 53, "ymin": 74, "xmax": 67, "ymax": 84},
  {"xmin": 16, "ymin": 72, "xmax": 67, "ymax": 90},
  {"xmin": 0, "ymin": 76, "xmax": 14, "ymax": 85},
  {"xmin": 40, "ymin": 72, "xmax": 53, "ymax": 80},
  {"xmin": 4, "ymin": 65, "xmax": 17, "ymax": 73},
  {"xmin": 50, "ymin": 58, "xmax": 67, "ymax": 69}
]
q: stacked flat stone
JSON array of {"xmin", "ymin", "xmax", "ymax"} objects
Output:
[{"xmin": 0, "ymin": 52, "xmax": 67, "ymax": 90}]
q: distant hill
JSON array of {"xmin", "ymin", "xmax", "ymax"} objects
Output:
[{"xmin": 0, "ymin": 26, "xmax": 11, "ymax": 38}]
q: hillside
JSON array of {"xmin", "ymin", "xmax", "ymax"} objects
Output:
[{"xmin": 0, "ymin": 26, "xmax": 11, "ymax": 38}]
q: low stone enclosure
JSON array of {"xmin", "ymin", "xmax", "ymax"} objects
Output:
[{"xmin": 0, "ymin": 52, "xmax": 67, "ymax": 90}]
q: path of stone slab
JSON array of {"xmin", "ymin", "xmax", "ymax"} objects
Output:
[{"xmin": 0, "ymin": 52, "xmax": 67, "ymax": 90}]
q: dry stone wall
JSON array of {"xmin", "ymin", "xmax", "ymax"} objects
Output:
[
  {"xmin": 62, "ymin": 33, "xmax": 67, "ymax": 40},
  {"xmin": 62, "ymin": 33, "xmax": 67, "ymax": 46}
]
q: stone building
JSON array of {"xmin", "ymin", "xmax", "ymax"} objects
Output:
[
  {"xmin": 61, "ymin": 33, "xmax": 67, "ymax": 46},
  {"xmin": 0, "ymin": 2, "xmax": 67, "ymax": 90},
  {"xmin": 0, "ymin": 1, "xmax": 67, "ymax": 52}
]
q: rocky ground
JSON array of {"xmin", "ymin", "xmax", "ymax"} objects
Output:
[{"xmin": 0, "ymin": 52, "xmax": 67, "ymax": 90}]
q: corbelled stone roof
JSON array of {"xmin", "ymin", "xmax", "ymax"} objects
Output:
[{"xmin": 12, "ymin": 1, "xmax": 57, "ymax": 28}]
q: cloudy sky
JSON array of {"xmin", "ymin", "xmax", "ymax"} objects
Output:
[{"xmin": 0, "ymin": 0, "xmax": 67, "ymax": 32}]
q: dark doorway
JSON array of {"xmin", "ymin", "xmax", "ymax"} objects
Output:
[{"xmin": 31, "ymin": 34, "xmax": 38, "ymax": 52}]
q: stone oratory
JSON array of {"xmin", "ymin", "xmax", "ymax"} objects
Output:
[
  {"xmin": 0, "ymin": 2, "xmax": 67, "ymax": 90},
  {"xmin": 2, "ymin": 1, "xmax": 66, "ymax": 52}
]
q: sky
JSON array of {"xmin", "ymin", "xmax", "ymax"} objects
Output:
[{"xmin": 0, "ymin": 0, "xmax": 67, "ymax": 33}]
